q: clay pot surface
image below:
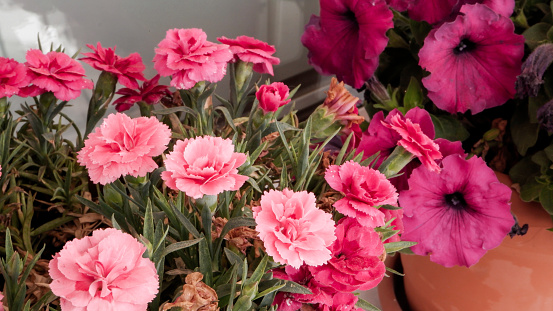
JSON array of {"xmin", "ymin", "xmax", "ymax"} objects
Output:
[{"xmin": 379, "ymin": 173, "xmax": 553, "ymax": 311}]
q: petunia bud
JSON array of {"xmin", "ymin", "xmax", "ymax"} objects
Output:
[{"xmin": 516, "ymin": 43, "xmax": 553, "ymax": 98}]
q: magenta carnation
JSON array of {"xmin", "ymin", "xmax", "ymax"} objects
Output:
[
  {"xmin": 256, "ymin": 82, "xmax": 291, "ymax": 113},
  {"xmin": 153, "ymin": 28, "xmax": 233, "ymax": 89},
  {"xmin": 325, "ymin": 160, "xmax": 398, "ymax": 228},
  {"xmin": 383, "ymin": 114, "xmax": 442, "ymax": 172},
  {"xmin": 309, "ymin": 217, "xmax": 386, "ymax": 292},
  {"xmin": 77, "ymin": 113, "xmax": 171, "ymax": 185},
  {"xmin": 301, "ymin": 0, "xmax": 393, "ymax": 88},
  {"xmin": 217, "ymin": 35, "xmax": 280, "ymax": 75},
  {"xmin": 382, "ymin": 208, "xmax": 404, "ymax": 243},
  {"xmin": 400, "ymin": 154, "xmax": 514, "ymax": 267},
  {"xmin": 317, "ymin": 292, "xmax": 363, "ymax": 311},
  {"xmin": 19, "ymin": 49, "xmax": 93, "ymax": 101},
  {"xmin": 49, "ymin": 228, "xmax": 159, "ymax": 310},
  {"xmin": 253, "ymin": 189, "xmax": 336, "ymax": 268},
  {"xmin": 419, "ymin": 4, "xmax": 524, "ymax": 114},
  {"xmin": 272, "ymin": 265, "xmax": 334, "ymax": 310},
  {"xmin": 161, "ymin": 136, "xmax": 249, "ymax": 199},
  {"xmin": 0, "ymin": 57, "xmax": 30, "ymax": 98},
  {"xmin": 113, "ymin": 75, "xmax": 171, "ymax": 112},
  {"xmin": 80, "ymin": 42, "xmax": 146, "ymax": 89}
]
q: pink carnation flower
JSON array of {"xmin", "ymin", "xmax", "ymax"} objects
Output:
[
  {"xmin": 383, "ymin": 114, "xmax": 442, "ymax": 172},
  {"xmin": 382, "ymin": 208, "xmax": 404, "ymax": 243},
  {"xmin": 253, "ymin": 189, "xmax": 336, "ymax": 268},
  {"xmin": 19, "ymin": 49, "xmax": 93, "ymax": 101},
  {"xmin": 0, "ymin": 291, "xmax": 3, "ymax": 311},
  {"xmin": 309, "ymin": 217, "xmax": 386, "ymax": 292},
  {"xmin": 325, "ymin": 160, "xmax": 398, "ymax": 228},
  {"xmin": 161, "ymin": 136, "xmax": 249, "ymax": 199},
  {"xmin": 272, "ymin": 265, "xmax": 334, "ymax": 310},
  {"xmin": 419, "ymin": 4, "xmax": 524, "ymax": 114},
  {"xmin": 301, "ymin": 0, "xmax": 393, "ymax": 88},
  {"xmin": 317, "ymin": 292, "xmax": 363, "ymax": 311},
  {"xmin": 0, "ymin": 57, "xmax": 30, "ymax": 98},
  {"xmin": 153, "ymin": 28, "xmax": 233, "ymax": 89},
  {"xmin": 256, "ymin": 82, "xmax": 291, "ymax": 113},
  {"xmin": 77, "ymin": 113, "xmax": 171, "ymax": 185},
  {"xmin": 217, "ymin": 35, "xmax": 280, "ymax": 75},
  {"xmin": 400, "ymin": 154, "xmax": 514, "ymax": 267},
  {"xmin": 80, "ymin": 42, "xmax": 146, "ymax": 89},
  {"xmin": 113, "ymin": 75, "xmax": 171, "ymax": 112},
  {"xmin": 49, "ymin": 228, "xmax": 159, "ymax": 310}
]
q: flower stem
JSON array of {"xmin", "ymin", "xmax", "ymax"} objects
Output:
[{"xmin": 378, "ymin": 146, "xmax": 415, "ymax": 178}]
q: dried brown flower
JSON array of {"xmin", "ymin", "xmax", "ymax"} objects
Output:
[{"xmin": 161, "ymin": 272, "xmax": 219, "ymax": 311}]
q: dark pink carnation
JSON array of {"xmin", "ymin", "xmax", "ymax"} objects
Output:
[
  {"xmin": 253, "ymin": 189, "xmax": 336, "ymax": 268},
  {"xmin": 113, "ymin": 75, "xmax": 171, "ymax": 112},
  {"xmin": 80, "ymin": 42, "xmax": 146, "ymax": 89},
  {"xmin": 217, "ymin": 35, "xmax": 280, "ymax": 75},
  {"xmin": 19, "ymin": 49, "xmax": 93, "ymax": 101},
  {"xmin": 77, "ymin": 113, "xmax": 171, "ymax": 185},
  {"xmin": 0, "ymin": 57, "xmax": 30, "ymax": 98},
  {"xmin": 153, "ymin": 28, "xmax": 233, "ymax": 89},
  {"xmin": 272, "ymin": 265, "xmax": 334, "ymax": 310},
  {"xmin": 161, "ymin": 136, "xmax": 249, "ymax": 199},
  {"xmin": 383, "ymin": 114, "xmax": 442, "ymax": 172},
  {"xmin": 400, "ymin": 154, "xmax": 514, "ymax": 267},
  {"xmin": 301, "ymin": 0, "xmax": 393, "ymax": 88},
  {"xmin": 317, "ymin": 292, "xmax": 363, "ymax": 311},
  {"xmin": 256, "ymin": 82, "xmax": 291, "ymax": 113},
  {"xmin": 325, "ymin": 160, "xmax": 398, "ymax": 228},
  {"xmin": 49, "ymin": 228, "xmax": 158, "ymax": 310},
  {"xmin": 309, "ymin": 217, "xmax": 386, "ymax": 292},
  {"xmin": 419, "ymin": 4, "xmax": 524, "ymax": 114}
]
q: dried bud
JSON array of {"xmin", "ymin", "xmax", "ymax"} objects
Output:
[
  {"xmin": 516, "ymin": 43, "xmax": 553, "ymax": 98},
  {"xmin": 537, "ymin": 99, "xmax": 553, "ymax": 133},
  {"xmin": 162, "ymin": 272, "xmax": 219, "ymax": 311}
]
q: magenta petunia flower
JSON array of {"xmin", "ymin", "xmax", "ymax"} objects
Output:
[
  {"xmin": 407, "ymin": 0, "xmax": 458, "ymax": 24},
  {"xmin": 80, "ymin": 42, "xmax": 146, "ymax": 89},
  {"xmin": 49, "ymin": 228, "xmax": 159, "ymax": 310},
  {"xmin": 383, "ymin": 113, "xmax": 442, "ymax": 172},
  {"xmin": 217, "ymin": 35, "xmax": 280, "ymax": 75},
  {"xmin": 19, "ymin": 49, "xmax": 93, "ymax": 101},
  {"xmin": 272, "ymin": 265, "xmax": 334, "ymax": 310},
  {"xmin": 301, "ymin": 0, "xmax": 393, "ymax": 88},
  {"xmin": 252, "ymin": 189, "xmax": 336, "ymax": 268},
  {"xmin": 325, "ymin": 160, "xmax": 398, "ymax": 228},
  {"xmin": 400, "ymin": 154, "xmax": 514, "ymax": 267},
  {"xmin": 77, "ymin": 113, "xmax": 171, "ymax": 185},
  {"xmin": 0, "ymin": 57, "xmax": 30, "ymax": 98},
  {"xmin": 256, "ymin": 82, "xmax": 291, "ymax": 113},
  {"xmin": 309, "ymin": 217, "xmax": 386, "ymax": 292},
  {"xmin": 419, "ymin": 4, "xmax": 524, "ymax": 114},
  {"xmin": 153, "ymin": 28, "xmax": 233, "ymax": 90},
  {"xmin": 161, "ymin": 136, "xmax": 249, "ymax": 199},
  {"xmin": 112, "ymin": 75, "xmax": 171, "ymax": 112}
]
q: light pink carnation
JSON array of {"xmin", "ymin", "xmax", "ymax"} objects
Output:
[
  {"xmin": 0, "ymin": 57, "xmax": 30, "ymax": 98},
  {"xmin": 49, "ymin": 228, "xmax": 159, "ymax": 310},
  {"xmin": 325, "ymin": 160, "xmax": 398, "ymax": 228},
  {"xmin": 256, "ymin": 82, "xmax": 291, "ymax": 113},
  {"xmin": 253, "ymin": 189, "xmax": 336, "ymax": 268},
  {"xmin": 153, "ymin": 28, "xmax": 233, "ymax": 89},
  {"xmin": 383, "ymin": 114, "xmax": 442, "ymax": 172},
  {"xmin": 77, "ymin": 113, "xmax": 171, "ymax": 185},
  {"xmin": 19, "ymin": 49, "xmax": 93, "ymax": 101},
  {"xmin": 161, "ymin": 136, "xmax": 249, "ymax": 199},
  {"xmin": 309, "ymin": 217, "xmax": 386, "ymax": 292},
  {"xmin": 217, "ymin": 35, "xmax": 280, "ymax": 75}
]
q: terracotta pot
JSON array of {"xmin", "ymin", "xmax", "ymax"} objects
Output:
[{"xmin": 378, "ymin": 173, "xmax": 553, "ymax": 311}]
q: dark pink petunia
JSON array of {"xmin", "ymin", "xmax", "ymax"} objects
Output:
[
  {"xmin": 309, "ymin": 217, "xmax": 386, "ymax": 292},
  {"xmin": 217, "ymin": 35, "xmax": 280, "ymax": 75},
  {"xmin": 153, "ymin": 28, "xmax": 233, "ymax": 90},
  {"xmin": 80, "ymin": 42, "xmax": 146, "ymax": 89},
  {"xmin": 407, "ymin": 0, "xmax": 458, "ymax": 24},
  {"xmin": 19, "ymin": 49, "xmax": 93, "ymax": 101},
  {"xmin": 400, "ymin": 154, "xmax": 513, "ymax": 267},
  {"xmin": 0, "ymin": 57, "xmax": 30, "ymax": 98},
  {"xmin": 419, "ymin": 4, "xmax": 524, "ymax": 114},
  {"xmin": 112, "ymin": 75, "xmax": 171, "ymax": 112},
  {"xmin": 301, "ymin": 0, "xmax": 393, "ymax": 89}
]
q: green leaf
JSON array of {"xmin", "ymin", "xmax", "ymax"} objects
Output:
[
  {"xmin": 523, "ymin": 23, "xmax": 552, "ymax": 50},
  {"xmin": 224, "ymin": 248, "xmax": 244, "ymax": 278},
  {"xmin": 511, "ymin": 105, "xmax": 540, "ymax": 156},
  {"xmin": 384, "ymin": 241, "xmax": 417, "ymax": 253},
  {"xmin": 356, "ymin": 298, "xmax": 381, "ymax": 311},
  {"xmin": 430, "ymin": 114, "xmax": 469, "ymax": 141},
  {"xmin": 161, "ymin": 238, "xmax": 203, "ymax": 258},
  {"xmin": 386, "ymin": 266, "xmax": 405, "ymax": 277},
  {"xmin": 403, "ymin": 77, "xmax": 423, "ymax": 110},
  {"xmin": 509, "ymin": 157, "xmax": 541, "ymax": 184},
  {"xmin": 198, "ymin": 235, "xmax": 213, "ymax": 286},
  {"xmin": 539, "ymin": 186, "xmax": 553, "ymax": 215},
  {"xmin": 520, "ymin": 176, "xmax": 543, "ymax": 202},
  {"xmin": 278, "ymin": 280, "xmax": 313, "ymax": 295}
]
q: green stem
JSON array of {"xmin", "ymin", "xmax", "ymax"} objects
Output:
[{"xmin": 378, "ymin": 146, "xmax": 415, "ymax": 178}]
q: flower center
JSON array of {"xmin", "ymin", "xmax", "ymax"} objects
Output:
[
  {"xmin": 453, "ymin": 38, "xmax": 476, "ymax": 54},
  {"xmin": 344, "ymin": 10, "xmax": 359, "ymax": 30},
  {"xmin": 444, "ymin": 192, "xmax": 467, "ymax": 210}
]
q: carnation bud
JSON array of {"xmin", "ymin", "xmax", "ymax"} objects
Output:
[{"xmin": 516, "ymin": 43, "xmax": 553, "ymax": 98}]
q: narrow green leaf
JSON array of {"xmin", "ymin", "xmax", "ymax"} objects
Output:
[
  {"xmin": 161, "ymin": 238, "xmax": 203, "ymax": 258},
  {"xmin": 385, "ymin": 241, "xmax": 417, "ymax": 253},
  {"xmin": 356, "ymin": 297, "xmax": 382, "ymax": 311}
]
